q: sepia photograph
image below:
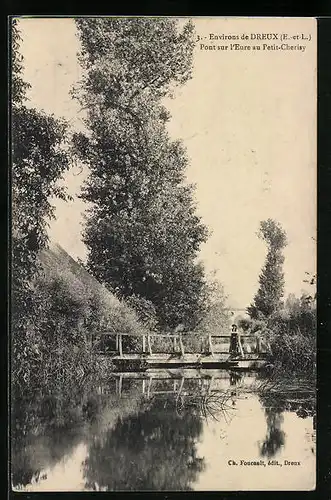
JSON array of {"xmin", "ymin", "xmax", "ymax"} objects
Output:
[{"xmin": 10, "ymin": 16, "xmax": 316, "ymax": 492}]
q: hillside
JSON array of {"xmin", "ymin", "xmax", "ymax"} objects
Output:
[
  {"xmin": 38, "ymin": 241, "xmax": 147, "ymax": 337},
  {"xmin": 39, "ymin": 241, "xmax": 118, "ymax": 308}
]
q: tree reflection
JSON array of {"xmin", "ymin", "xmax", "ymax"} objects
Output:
[
  {"xmin": 259, "ymin": 406, "xmax": 286, "ymax": 458},
  {"xmin": 11, "ymin": 381, "xmax": 104, "ymax": 490},
  {"xmin": 257, "ymin": 375, "xmax": 316, "ymax": 459},
  {"xmin": 83, "ymin": 398, "xmax": 205, "ymax": 491}
]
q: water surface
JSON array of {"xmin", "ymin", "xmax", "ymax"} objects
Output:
[{"xmin": 11, "ymin": 369, "xmax": 316, "ymax": 491}]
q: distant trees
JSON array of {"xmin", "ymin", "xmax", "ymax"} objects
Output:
[
  {"xmin": 197, "ymin": 278, "xmax": 228, "ymax": 333},
  {"xmin": 247, "ymin": 219, "xmax": 287, "ymax": 320},
  {"xmin": 73, "ymin": 18, "xmax": 210, "ymax": 330}
]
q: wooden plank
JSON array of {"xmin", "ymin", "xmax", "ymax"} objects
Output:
[
  {"xmin": 96, "ymin": 331, "xmax": 258, "ymax": 339},
  {"xmin": 109, "ymin": 352, "xmax": 265, "ymax": 366},
  {"xmin": 106, "ymin": 348, "xmax": 236, "ymax": 355},
  {"xmin": 152, "ymin": 390, "xmax": 178, "ymax": 395},
  {"xmin": 111, "ymin": 353, "xmax": 229, "ymax": 361}
]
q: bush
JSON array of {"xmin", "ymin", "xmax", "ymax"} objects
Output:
[
  {"xmin": 11, "ymin": 245, "xmax": 153, "ymax": 392},
  {"xmin": 268, "ymin": 330, "xmax": 316, "ymax": 376}
]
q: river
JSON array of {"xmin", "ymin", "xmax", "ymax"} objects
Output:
[{"xmin": 11, "ymin": 368, "xmax": 316, "ymax": 491}]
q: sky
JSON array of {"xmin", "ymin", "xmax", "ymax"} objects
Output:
[{"xmin": 17, "ymin": 17, "xmax": 317, "ymax": 308}]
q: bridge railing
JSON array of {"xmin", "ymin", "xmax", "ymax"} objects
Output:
[{"xmin": 91, "ymin": 331, "xmax": 268, "ymax": 358}]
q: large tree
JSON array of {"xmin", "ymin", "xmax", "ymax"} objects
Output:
[
  {"xmin": 73, "ymin": 18, "xmax": 209, "ymax": 330},
  {"xmin": 247, "ymin": 219, "xmax": 287, "ymax": 319}
]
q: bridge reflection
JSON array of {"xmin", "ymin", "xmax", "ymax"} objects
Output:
[{"xmin": 96, "ymin": 368, "xmax": 259, "ymax": 400}]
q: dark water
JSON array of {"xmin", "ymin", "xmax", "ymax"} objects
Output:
[{"xmin": 11, "ymin": 369, "xmax": 316, "ymax": 491}]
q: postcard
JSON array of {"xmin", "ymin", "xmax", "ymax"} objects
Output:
[{"xmin": 10, "ymin": 16, "xmax": 316, "ymax": 492}]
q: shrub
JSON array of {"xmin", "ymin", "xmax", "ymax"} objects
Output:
[{"xmin": 268, "ymin": 329, "xmax": 316, "ymax": 376}]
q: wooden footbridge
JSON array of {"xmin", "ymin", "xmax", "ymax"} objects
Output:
[{"xmin": 92, "ymin": 330, "xmax": 270, "ymax": 370}]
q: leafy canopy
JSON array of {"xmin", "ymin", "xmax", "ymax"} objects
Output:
[
  {"xmin": 247, "ymin": 219, "xmax": 287, "ymax": 320},
  {"xmin": 73, "ymin": 18, "xmax": 210, "ymax": 330}
]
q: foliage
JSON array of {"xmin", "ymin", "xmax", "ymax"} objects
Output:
[
  {"xmin": 72, "ymin": 18, "xmax": 210, "ymax": 330},
  {"xmin": 74, "ymin": 18, "xmax": 195, "ymax": 101},
  {"xmin": 12, "ymin": 243, "xmax": 150, "ymax": 389},
  {"xmin": 126, "ymin": 294, "xmax": 159, "ymax": 331},
  {"xmin": 258, "ymin": 287, "xmax": 316, "ymax": 375},
  {"xmin": 268, "ymin": 292, "xmax": 316, "ymax": 339},
  {"xmin": 11, "ymin": 20, "xmax": 72, "ymax": 391},
  {"xmin": 268, "ymin": 330, "xmax": 316, "ymax": 376},
  {"xmin": 197, "ymin": 278, "xmax": 228, "ymax": 333},
  {"xmin": 11, "ymin": 19, "xmax": 31, "ymax": 106},
  {"xmin": 11, "ymin": 20, "xmax": 71, "ymax": 284},
  {"xmin": 247, "ymin": 219, "xmax": 287, "ymax": 320},
  {"xmin": 237, "ymin": 317, "xmax": 253, "ymax": 332},
  {"xmin": 12, "ymin": 107, "xmax": 71, "ymax": 282}
]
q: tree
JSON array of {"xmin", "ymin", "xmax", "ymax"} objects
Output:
[
  {"xmin": 11, "ymin": 19, "xmax": 71, "ymax": 384},
  {"xmin": 197, "ymin": 278, "xmax": 228, "ymax": 333},
  {"xmin": 73, "ymin": 18, "xmax": 209, "ymax": 330},
  {"xmin": 12, "ymin": 20, "xmax": 71, "ymax": 287},
  {"xmin": 247, "ymin": 219, "xmax": 287, "ymax": 319}
]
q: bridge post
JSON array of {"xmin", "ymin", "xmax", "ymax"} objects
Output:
[
  {"xmin": 179, "ymin": 333, "xmax": 185, "ymax": 357},
  {"xmin": 119, "ymin": 374, "xmax": 123, "ymax": 397},
  {"xmin": 256, "ymin": 337, "xmax": 261, "ymax": 354},
  {"xmin": 208, "ymin": 333, "xmax": 214, "ymax": 357},
  {"xmin": 142, "ymin": 335, "xmax": 146, "ymax": 353},
  {"xmin": 238, "ymin": 334, "xmax": 244, "ymax": 357},
  {"xmin": 119, "ymin": 333, "xmax": 123, "ymax": 358},
  {"xmin": 147, "ymin": 334, "xmax": 152, "ymax": 355}
]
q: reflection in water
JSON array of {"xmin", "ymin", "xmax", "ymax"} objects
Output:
[
  {"xmin": 83, "ymin": 398, "xmax": 205, "ymax": 491},
  {"xmin": 260, "ymin": 407, "xmax": 286, "ymax": 458},
  {"xmin": 11, "ymin": 370, "xmax": 316, "ymax": 491}
]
